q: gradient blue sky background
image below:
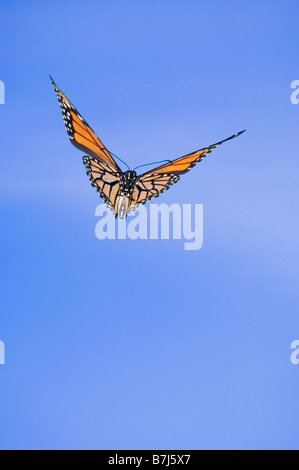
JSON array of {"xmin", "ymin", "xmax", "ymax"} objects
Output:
[{"xmin": 0, "ymin": 0, "xmax": 298, "ymax": 450}]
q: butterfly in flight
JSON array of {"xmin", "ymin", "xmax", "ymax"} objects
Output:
[{"xmin": 50, "ymin": 76, "xmax": 245, "ymax": 219}]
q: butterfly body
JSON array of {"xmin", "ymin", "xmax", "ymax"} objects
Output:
[
  {"xmin": 51, "ymin": 76, "xmax": 245, "ymax": 218},
  {"xmin": 120, "ymin": 170, "xmax": 138, "ymax": 196}
]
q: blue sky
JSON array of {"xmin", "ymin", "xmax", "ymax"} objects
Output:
[{"xmin": 0, "ymin": 0, "xmax": 298, "ymax": 450}]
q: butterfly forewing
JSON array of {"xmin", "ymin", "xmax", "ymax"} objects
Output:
[
  {"xmin": 126, "ymin": 131, "xmax": 245, "ymax": 213},
  {"xmin": 146, "ymin": 132, "xmax": 244, "ymax": 176},
  {"xmin": 51, "ymin": 77, "xmax": 120, "ymax": 169}
]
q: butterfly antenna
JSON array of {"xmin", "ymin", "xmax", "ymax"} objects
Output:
[
  {"xmin": 133, "ymin": 159, "xmax": 172, "ymax": 172},
  {"xmin": 109, "ymin": 151, "xmax": 131, "ymax": 171}
]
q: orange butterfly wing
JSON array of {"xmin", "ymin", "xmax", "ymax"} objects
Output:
[
  {"xmin": 128, "ymin": 131, "xmax": 245, "ymax": 213},
  {"xmin": 51, "ymin": 76, "xmax": 120, "ymax": 170},
  {"xmin": 145, "ymin": 131, "xmax": 245, "ymax": 176}
]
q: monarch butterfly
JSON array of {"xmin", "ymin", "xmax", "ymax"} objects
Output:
[{"xmin": 50, "ymin": 76, "xmax": 245, "ymax": 218}]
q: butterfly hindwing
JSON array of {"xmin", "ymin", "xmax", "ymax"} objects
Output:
[
  {"xmin": 51, "ymin": 76, "xmax": 120, "ymax": 169},
  {"xmin": 128, "ymin": 173, "xmax": 180, "ymax": 213},
  {"xmin": 83, "ymin": 157, "xmax": 122, "ymax": 216}
]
